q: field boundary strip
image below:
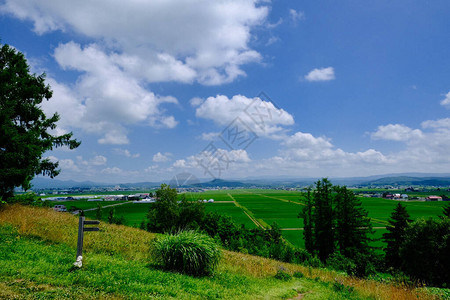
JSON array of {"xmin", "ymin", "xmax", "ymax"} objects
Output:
[
  {"xmin": 244, "ymin": 192, "xmax": 306, "ymax": 206},
  {"xmin": 227, "ymin": 193, "xmax": 266, "ymax": 229},
  {"xmin": 280, "ymin": 227, "xmax": 386, "ymax": 231},
  {"xmin": 74, "ymin": 201, "xmax": 130, "ymax": 214},
  {"xmin": 369, "ymin": 217, "xmax": 389, "ymax": 225}
]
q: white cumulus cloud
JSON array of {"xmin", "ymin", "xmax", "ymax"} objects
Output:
[
  {"xmin": 41, "ymin": 42, "xmax": 179, "ymax": 144},
  {"xmin": 1, "ymin": 0, "xmax": 268, "ymax": 85},
  {"xmin": 195, "ymin": 94, "xmax": 294, "ymax": 138},
  {"xmin": 440, "ymin": 92, "xmax": 450, "ymax": 108},
  {"xmin": 304, "ymin": 67, "xmax": 335, "ymax": 82},
  {"xmin": 113, "ymin": 149, "xmax": 140, "ymax": 158},
  {"xmin": 371, "ymin": 124, "xmax": 423, "ymax": 142},
  {"xmin": 153, "ymin": 152, "xmax": 172, "ymax": 163}
]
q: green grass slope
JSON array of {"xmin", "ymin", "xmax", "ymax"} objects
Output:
[{"xmin": 0, "ymin": 205, "xmax": 441, "ymax": 299}]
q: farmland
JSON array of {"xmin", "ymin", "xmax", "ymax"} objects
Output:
[{"xmin": 56, "ymin": 189, "xmax": 448, "ymax": 249}]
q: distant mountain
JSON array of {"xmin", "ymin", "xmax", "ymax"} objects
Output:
[
  {"xmin": 29, "ymin": 172, "xmax": 450, "ymax": 190},
  {"xmin": 360, "ymin": 176, "xmax": 450, "ymax": 187},
  {"xmin": 195, "ymin": 178, "xmax": 256, "ymax": 188},
  {"xmin": 30, "ymin": 177, "xmax": 108, "ymax": 189},
  {"xmin": 118, "ymin": 181, "xmax": 162, "ymax": 189},
  {"xmin": 30, "ymin": 177, "xmax": 163, "ymax": 190}
]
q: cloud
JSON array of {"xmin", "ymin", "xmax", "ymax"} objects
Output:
[
  {"xmin": 189, "ymin": 97, "xmax": 204, "ymax": 107},
  {"xmin": 266, "ymin": 18, "xmax": 283, "ymax": 29},
  {"xmin": 421, "ymin": 118, "xmax": 450, "ymax": 129},
  {"xmin": 90, "ymin": 155, "xmax": 107, "ymax": 166},
  {"xmin": 173, "ymin": 159, "xmax": 187, "ymax": 168},
  {"xmin": 200, "ymin": 132, "xmax": 220, "ymax": 141},
  {"xmin": 144, "ymin": 165, "xmax": 159, "ymax": 173},
  {"xmin": 266, "ymin": 36, "xmax": 280, "ymax": 46},
  {"xmin": 289, "ymin": 9, "xmax": 305, "ymax": 23},
  {"xmin": 280, "ymin": 131, "xmax": 387, "ymax": 165},
  {"xmin": 45, "ymin": 154, "xmax": 113, "ymax": 176},
  {"xmin": 113, "ymin": 149, "xmax": 140, "ymax": 158},
  {"xmin": 304, "ymin": 67, "xmax": 335, "ymax": 82},
  {"xmin": 97, "ymin": 129, "xmax": 129, "ymax": 145},
  {"xmin": 46, "ymin": 156, "xmax": 80, "ymax": 172},
  {"xmin": 101, "ymin": 167, "xmax": 123, "ymax": 175},
  {"xmin": 367, "ymin": 119, "xmax": 450, "ymax": 168},
  {"xmin": 2, "ymin": 0, "xmax": 268, "ymax": 85},
  {"xmin": 153, "ymin": 152, "xmax": 172, "ymax": 163},
  {"xmin": 40, "ymin": 42, "xmax": 179, "ymax": 144},
  {"xmin": 440, "ymin": 91, "xmax": 450, "ymax": 108},
  {"xmin": 371, "ymin": 124, "xmax": 423, "ymax": 142},
  {"xmin": 4, "ymin": 1, "xmax": 271, "ymax": 145},
  {"xmin": 195, "ymin": 94, "xmax": 294, "ymax": 138}
]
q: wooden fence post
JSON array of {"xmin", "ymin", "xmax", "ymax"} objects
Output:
[
  {"xmin": 76, "ymin": 216, "xmax": 85, "ymax": 258},
  {"xmin": 74, "ymin": 216, "xmax": 100, "ymax": 268}
]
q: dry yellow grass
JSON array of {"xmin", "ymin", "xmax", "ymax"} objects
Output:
[
  {"xmin": 0, "ymin": 204, "xmax": 156, "ymax": 261},
  {"xmin": 0, "ymin": 204, "xmax": 439, "ymax": 300}
]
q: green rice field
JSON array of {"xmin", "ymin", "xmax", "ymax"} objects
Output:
[{"xmin": 56, "ymin": 189, "xmax": 448, "ymax": 249}]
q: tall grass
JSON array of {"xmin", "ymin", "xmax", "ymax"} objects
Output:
[
  {"xmin": 0, "ymin": 204, "xmax": 442, "ymax": 300},
  {"xmin": 152, "ymin": 230, "xmax": 221, "ymax": 276},
  {"xmin": 0, "ymin": 204, "xmax": 156, "ymax": 261}
]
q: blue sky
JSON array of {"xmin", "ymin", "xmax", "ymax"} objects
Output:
[{"xmin": 1, "ymin": 0, "xmax": 450, "ymax": 183}]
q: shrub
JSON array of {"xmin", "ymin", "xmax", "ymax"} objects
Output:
[
  {"xmin": 151, "ymin": 230, "xmax": 221, "ymax": 276},
  {"xmin": 306, "ymin": 255, "xmax": 323, "ymax": 268},
  {"xmin": 9, "ymin": 193, "xmax": 38, "ymax": 205},
  {"xmin": 293, "ymin": 271, "xmax": 304, "ymax": 278},
  {"xmin": 293, "ymin": 248, "xmax": 312, "ymax": 264},
  {"xmin": 274, "ymin": 268, "xmax": 292, "ymax": 281}
]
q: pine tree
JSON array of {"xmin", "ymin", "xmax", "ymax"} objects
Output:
[
  {"xmin": 302, "ymin": 187, "xmax": 315, "ymax": 254},
  {"xmin": 383, "ymin": 202, "xmax": 412, "ymax": 269},
  {"xmin": 0, "ymin": 43, "xmax": 80, "ymax": 201},
  {"xmin": 313, "ymin": 178, "xmax": 334, "ymax": 261},
  {"xmin": 443, "ymin": 203, "xmax": 450, "ymax": 218},
  {"xmin": 334, "ymin": 186, "xmax": 372, "ymax": 258}
]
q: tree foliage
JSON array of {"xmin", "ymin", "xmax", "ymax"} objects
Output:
[
  {"xmin": 301, "ymin": 187, "xmax": 314, "ymax": 254},
  {"xmin": 146, "ymin": 184, "xmax": 204, "ymax": 233},
  {"xmin": 400, "ymin": 218, "xmax": 450, "ymax": 286},
  {"xmin": 313, "ymin": 178, "xmax": 335, "ymax": 261},
  {"xmin": 382, "ymin": 202, "xmax": 412, "ymax": 269},
  {"xmin": 0, "ymin": 43, "xmax": 80, "ymax": 201},
  {"xmin": 334, "ymin": 186, "xmax": 373, "ymax": 258},
  {"xmin": 144, "ymin": 185, "xmax": 311, "ymax": 265},
  {"xmin": 443, "ymin": 202, "xmax": 450, "ymax": 218},
  {"xmin": 302, "ymin": 179, "xmax": 373, "ymax": 267}
]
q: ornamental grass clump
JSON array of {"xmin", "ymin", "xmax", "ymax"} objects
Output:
[{"xmin": 152, "ymin": 230, "xmax": 221, "ymax": 276}]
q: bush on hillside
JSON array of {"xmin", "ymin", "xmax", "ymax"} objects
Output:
[
  {"xmin": 151, "ymin": 230, "xmax": 221, "ymax": 276},
  {"xmin": 326, "ymin": 251, "xmax": 377, "ymax": 278}
]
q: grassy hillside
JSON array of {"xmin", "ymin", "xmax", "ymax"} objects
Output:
[{"xmin": 0, "ymin": 205, "xmax": 445, "ymax": 299}]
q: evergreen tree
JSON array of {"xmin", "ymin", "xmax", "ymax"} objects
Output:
[
  {"xmin": 301, "ymin": 187, "xmax": 314, "ymax": 254},
  {"xmin": 334, "ymin": 186, "xmax": 372, "ymax": 258},
  {"xmin": 313, "ymin": 178, "xmax": 334, "ymax": 261},
  {"xmin": 443, "ymin": 202, "xmax": 450, "ymax": 218},
  {"xmin": 383, "ymin": 202, "xmax": 412, "ymax": 269},
  {"xmin": 0, "ymin": 43, "xmax": 80, "ymax": 201}
]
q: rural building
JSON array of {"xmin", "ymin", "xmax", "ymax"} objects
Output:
[
  {"xmin": 426, "ymin": 196, "xmax": 443, "ymax": 201},
  {"xmin": 53, "ymin": 205, "xmax": 67, "ymax": 212}
]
